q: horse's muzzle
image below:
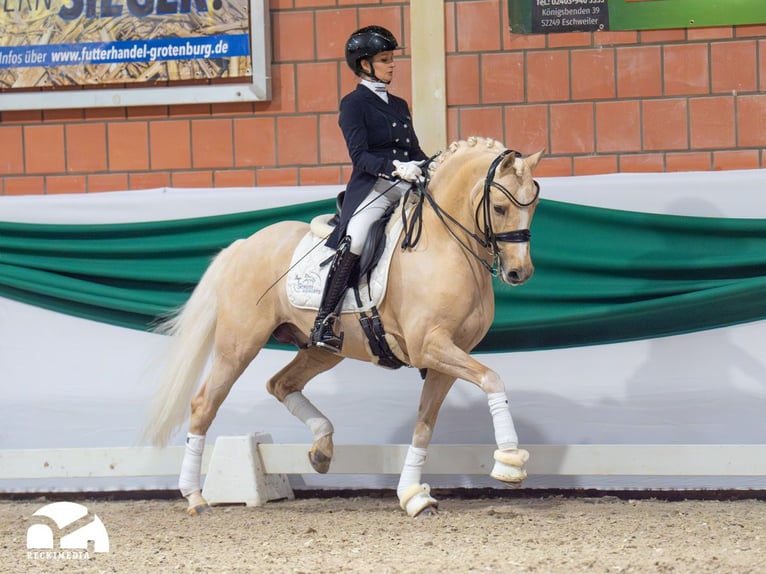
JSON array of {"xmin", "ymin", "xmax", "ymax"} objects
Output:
[{"xmin": 500, "ymin": 264, "xmax": 534, "ymax": 286}]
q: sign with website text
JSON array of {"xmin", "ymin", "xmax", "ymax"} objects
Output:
[
  {"xmin": 509, "ymin": 0, "xmax": 766, "ymax": 34},
  {"xmin": 0, "ymin": 0, "xmax": 252, "ymax": 89}
]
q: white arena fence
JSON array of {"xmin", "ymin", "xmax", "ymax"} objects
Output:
[
  {"xmin": 3, "ymin": 436, "xmax": 766, "ymax": 505},
  {"xmin": 5, "ymin": 442, "xmax": 766, "ymax": 479}
]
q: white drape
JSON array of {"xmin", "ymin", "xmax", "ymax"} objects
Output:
[{"xmin": 2, "ymin": 171, "xmax": 766, "ymax": 492}]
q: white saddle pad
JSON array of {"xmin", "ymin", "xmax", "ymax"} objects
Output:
[{"xmin": 286, "ymin": 202, "xmax": 408, "ymax": 313}]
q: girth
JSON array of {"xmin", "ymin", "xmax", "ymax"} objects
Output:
[{"xmin": 358, "ymin": 306, "xmax": 408, "ymax": 370}]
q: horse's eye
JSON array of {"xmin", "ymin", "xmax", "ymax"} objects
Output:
[{"xmin": 493, "ymin": 205, "xmax": 506, "ymax": 216}]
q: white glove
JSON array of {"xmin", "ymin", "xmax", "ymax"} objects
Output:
[{"xmin": 392, "ymin": 160, "xmax": 423, "ymax": 183}]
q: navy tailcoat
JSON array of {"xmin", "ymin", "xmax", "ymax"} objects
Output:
[{"xmin": 327, "ymin": 84, "xmax": 428, "ymax": 249}]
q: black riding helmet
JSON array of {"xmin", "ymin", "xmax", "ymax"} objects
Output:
[{"xmin": 345, "ymin": 25, "xmax": 399, "ymax": 81}]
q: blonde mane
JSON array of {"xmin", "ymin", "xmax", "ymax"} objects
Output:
[{"xmin": 430, "ymin": 136, "xmax": 507, "ymax": 175}]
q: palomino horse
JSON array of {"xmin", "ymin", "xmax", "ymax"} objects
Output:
[{"xmin": 142, "ymin": 137, "xmax": 544, "ymax": 517}]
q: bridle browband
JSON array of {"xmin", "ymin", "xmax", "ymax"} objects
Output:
[{"xmin": 401, "ymin": 148, "xmax": 540, "ymax": 276}]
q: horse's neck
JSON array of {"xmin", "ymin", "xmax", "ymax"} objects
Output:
[
  {"xmin": 428, "ymin": 153, "xmax": 491, "ymax": 231},
  {"xmin": 423, "ymin": 155, "xmax": 495, "ymax": 270}
]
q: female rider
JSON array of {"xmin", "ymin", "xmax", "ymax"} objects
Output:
[{"xmin": 309, "ymin": 25, "xmax": 429, "ymax": 352}]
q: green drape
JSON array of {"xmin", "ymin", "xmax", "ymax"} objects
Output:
[{"xmin": 2, "ymin": 198, "xmax": 765, "ymax": 352}]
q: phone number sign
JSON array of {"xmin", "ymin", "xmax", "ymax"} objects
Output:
[
  {"xmin": 531, "ymin": 0, "xmax": 609, "ymax": 33},
  {"xmin": 512, "ymin": 0, "xmax": 766, "ymax": 34}
]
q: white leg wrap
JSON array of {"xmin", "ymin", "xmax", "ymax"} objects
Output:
[
  {"xmin": 487, "ymin": 391, "xmax": 518, "ymax": 450},
  {"xmin": 487, "ymin": 392, "xmax": 528, "ymax": 485},
  {"xmin": 396, "ymin": 445, "xmax": 427, "ymax": 500},
  {"xmin": 283, "ymin": 392, "xmax": 334, "ymax": 440},
  {"xmin": 179, "ymin": 433, "xmax": 205, "ymax": 497},
  {"xmin": 397, "ymin": 447, "xmax": 437, "ymax": 516}
]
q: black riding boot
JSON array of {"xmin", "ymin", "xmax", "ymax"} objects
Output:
[{"xmin": 309, "ymin": 241, "xmax": 360, "ymax": 352}]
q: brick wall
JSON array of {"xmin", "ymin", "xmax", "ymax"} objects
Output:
[{"xmin": 1, "ymin": 0, "xmax": 765, "ymax": 195}]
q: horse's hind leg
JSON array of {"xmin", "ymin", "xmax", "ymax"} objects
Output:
[
  {"xmin": 267, "ymin": 348, "xmax": 344, "ymax": 473},
  {"xmin": 181, "ymin": 333, "xmax": 270, "ymax": 515},
  {"xmin": 397, "ymin": 370, "xmax": 455, "ymax": 517}
]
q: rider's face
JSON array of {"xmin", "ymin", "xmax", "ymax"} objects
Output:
[{"xmin": 364, "ymin": 51, "xmax": 395, "ymax": 83}]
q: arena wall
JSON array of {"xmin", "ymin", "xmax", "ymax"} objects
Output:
[
  {"xmin": 2, "ymin": 172, "xmax": 766, "ymax": 492},
  {"xmin": 1, "ymin": 1, "xmax": 765, "ymax": 195}
]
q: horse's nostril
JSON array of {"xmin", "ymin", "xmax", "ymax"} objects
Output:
[{"xmin": 503, "ymin": 265, "xmax": 533, "ymax": 285}]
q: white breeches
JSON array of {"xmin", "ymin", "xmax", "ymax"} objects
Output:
[{"xmin": 346, "ymin": 178, "xmax": 411, "ymax": 255}]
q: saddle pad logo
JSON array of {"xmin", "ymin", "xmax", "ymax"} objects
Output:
[
  {"xmin": 27, "ymin": 501, "xmax": 109, "ymax": 559},
  {"xmin": 286, "ymin": 206, "xmax": 410, "ymax": 313},
  {"xmin": 292, "ymin": 270, "xmax": 322, "ymax": 297}
]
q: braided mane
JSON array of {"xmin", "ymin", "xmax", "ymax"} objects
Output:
[{"xmin": 430, "ymin": 136, "xmax": 506, "ymax": 175}]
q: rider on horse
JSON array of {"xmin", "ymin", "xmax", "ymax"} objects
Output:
[{"xmin": 309, "ymin": 26, "xmax": 429, "ymax": 352}]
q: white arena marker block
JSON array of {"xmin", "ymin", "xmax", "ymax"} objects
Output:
[{"xmin": 202, "ymin": 433, "xmax": 294, "ymax": 507}]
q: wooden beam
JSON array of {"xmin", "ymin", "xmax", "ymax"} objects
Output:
[{"xmin": 409, "ymin": 0, "xmax": 447, "ymax": 155}]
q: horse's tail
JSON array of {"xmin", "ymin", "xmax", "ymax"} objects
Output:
[{"xmin": 141, "ymin": 241, "xmax": 242, "ymax": 447}]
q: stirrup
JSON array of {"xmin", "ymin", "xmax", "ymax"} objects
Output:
[{"xmin": 309, "ymin": 315, "xmax": 344, "ymax": 353}]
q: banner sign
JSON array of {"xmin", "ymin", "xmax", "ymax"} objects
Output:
[
  {"xmin": 510, "ymin": 0, "xmax": 766, "ymax": 34},
  {"xmin": 530, "ymin": 0, "xmax": 609, "ymax": 34},
  {"xmin": 0, "ymin": 0, "xmax": 252, "ymax": 89}
]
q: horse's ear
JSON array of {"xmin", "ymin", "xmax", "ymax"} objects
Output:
[
  {"xmin": 502, "ymin": 149, "xmax": 545, "ymax": 177},
  {"xmin": 499, "ymin": 151, "xmax": 525, "ymax": 177},
  {"xmin": 525, "ymin": 149, "xmax": 545, "ymax": 172}
]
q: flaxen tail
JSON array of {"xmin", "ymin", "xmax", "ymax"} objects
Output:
[{"xmin": 141, "ymin": 241, "xmax": 243, "ymax": 447}]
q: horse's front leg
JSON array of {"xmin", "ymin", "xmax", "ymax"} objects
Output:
[
  {"xmin": 414, "ymin": 332, "xmax": 529, "ymax": 488},
  {"xmin": 397, "ymin": 370, "xmax": 455, "ymax": 517}
]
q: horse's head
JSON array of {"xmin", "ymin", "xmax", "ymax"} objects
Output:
[
  {"xmin": 424, "ymin": 138, "xmax": 544, "ymax": 286},
  {"xmin": 476, "ymin": 146, "xmax": 544, "ymax": 286}
]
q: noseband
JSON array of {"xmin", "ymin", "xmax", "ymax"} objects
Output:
[{"xmin": 401, "ymin": 148, "xmax": 540, "ymax": 276}]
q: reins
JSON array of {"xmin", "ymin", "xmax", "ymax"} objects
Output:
[
  {"xmin": 257, "ymin": 148, "xmax": 537, "ymax": 305},
  {"xmin": 401, "ymin": 148, "xmax": 539, "ymax": 276}
]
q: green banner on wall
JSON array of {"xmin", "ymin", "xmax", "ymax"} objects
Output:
[
  {"xmin": 509, "ymin": 0, "xmax": 766, "ymax": 34},
  {"xmin": 3, "ymin": 198, "xmax": 766, "ymax": 353}
]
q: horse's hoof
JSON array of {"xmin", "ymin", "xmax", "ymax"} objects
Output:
[
  {"xmin": 490, "ymin": 448, "xmax": 528, "ymax": 485},
  {"xmin": 490, "ymin": 465, "xmax": 527, "ymax": 484},
  {"xmin": 415, "ymin": 505, "xmax": 439, "ymax": 519},
  {"xmin": 184, "ymin": 490, "xmax": 211, "ymax": 516},
  {"xmin": 399, "ymin": 483, "xmax": 439, "ymax": 518},
  {"xmin": 186, "ymin": 504, "xmax": 211, "ymax": 517},
  {"xmin": 308, "ymin": 449, "xmax": 332, "ymax": 474},
  {"xmin": 308, "ymin": 434, "xmax": 334, "ymax": 474}
]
